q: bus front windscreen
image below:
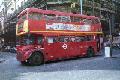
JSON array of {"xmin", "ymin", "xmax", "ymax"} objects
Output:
[{"xmin": 17, "ymin": 34, "xmax": 35, "ymax": 46}]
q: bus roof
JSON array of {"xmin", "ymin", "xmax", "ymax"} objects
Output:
[{"xmin": 18, "ymin": 8, "xmax": 99, "ymax": 19}]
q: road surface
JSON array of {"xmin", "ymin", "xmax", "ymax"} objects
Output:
[{"xmin": 0, "ymin": 49, "xmax": 120, "ymax": 80}]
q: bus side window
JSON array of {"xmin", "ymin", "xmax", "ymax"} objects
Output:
[
  {"xmin": 59, "ymin": 36, "xmax": 64, "ymax": 42},
  {"xmin": 75, "ymin": 36, "xmax": 85, "ymax": 42},
  {"xmin": 53, "ymin": 37, "xmax": 58, "ymax": 43},
  {"xmin": 38, "ymin": 37, "xmax": 43, "ymax": 44},
  {"xmin": 74, "ymin": 17, "xmax": 81, "ymax": 22},
  {"xmin": 47, "ymin": 37, "xmax": 53, "ymax": 43},
  {"xmin": 70, "ymin": 16, "xmax": 74, "ymax": 22},
  {"xmin": 80, "ymin": 36, "xmax": 85, "ymax": 41},
  {"xmin": 86, "ymin": 36, "xmax": 93, "ymax": 41},
  {"xmin": 70, "ymin": 37, "xmax": 76, "ymax": 42},
  {"xmin": 44, "ymin": 14, "xmax": 56, "ymax": 21},
  {"xmin": 57, "ymin": 16, "xmax": 70, "ymax": 22},
  {"xmin": 47, "ymin": 37, "xmax": 58, "ymax": 43},
  {"xmin": 59, "ymin": 36, "xmax": 69, "ymax": 42},
  {"xmin": 64, "ymin": 37, "xmax": 69, "ymax": 42}
]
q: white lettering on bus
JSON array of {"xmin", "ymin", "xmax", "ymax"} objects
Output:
[{"xmin": 46, "ymin": 23, "xmax": 91, "ymax": 31}]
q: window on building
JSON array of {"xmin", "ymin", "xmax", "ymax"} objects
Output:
[
  {"xmin": 21, "ymin": 1, "xmax": 23, "ymax": 6},
  {"xmin": 11, "ymin": 8, "xmax": 14, "ymax": 11},
  {"xmin": 17, "ymin": 5, "xmax": 19, "ymax": 10},
  {"xmin": 2, "ymin": 8, "xmax": 4, "ymax": 14}
]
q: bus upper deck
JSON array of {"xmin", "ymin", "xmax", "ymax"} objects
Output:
[{"xmin": 16, "ymin": 8, "xmax": 102, "ymax": 36}]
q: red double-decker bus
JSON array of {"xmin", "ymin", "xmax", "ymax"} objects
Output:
[{"xmin": 16, "ymin": 8, "xmax": 103, "ymax": 66}]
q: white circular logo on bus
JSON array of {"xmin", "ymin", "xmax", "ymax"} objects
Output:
[{"xmin": 62, "ymin": 43, "xmax": 67, "ymax": 49}]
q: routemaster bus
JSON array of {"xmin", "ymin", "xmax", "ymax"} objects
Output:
[{"xmin": 16, "ymin": 8, "xmax": 103, "ymax": 66}]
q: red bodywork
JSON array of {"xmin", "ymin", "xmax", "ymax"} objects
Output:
[{"xmin": 16, "ymin": 8, "xmax": 102, "ymax": 62}]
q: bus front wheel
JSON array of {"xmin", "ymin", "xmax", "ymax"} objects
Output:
[
  {"xmin": 28, "ymin": 52, "xmax": 44, "ymax": 66},
  {"xmin": 86, "ymin": 47, "xmax": 95, "ymax": 57},
  {"xmin": 21, "ymin": 61, "xmax": 29, "ymax": 65}
]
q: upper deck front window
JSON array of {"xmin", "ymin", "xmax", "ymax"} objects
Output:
[
  {"xmin": 28, "ymin": 12, "xmax": 42, "ymax": 20},
  {"xmin": 18, "ymin": 14, "xmax": 26, "ymax": 22}
]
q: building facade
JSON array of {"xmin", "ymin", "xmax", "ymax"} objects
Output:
[
  {"xmin": 0, "ymin": 0, "xmax": 29, "ymax": 49},
  {"xmin": 0, "ymin": 0, "xmax": 120, "ymax": 49},
  {"xmin": 0, "ymin": 0, "xmax": 8, "ymax": 49}
]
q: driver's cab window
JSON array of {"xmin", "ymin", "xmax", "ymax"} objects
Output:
[
  {"xmin": 26, "ymin": 39, "xmax": 31, "ymax": 44},
  {"xmin": 28, "ymin": 35, "xmax": 35, "ymax": 44},
  {"xmin": 38, "ymin": 36, "xmax": 43, "ymax": 44},
  {"xmin": 20, "ymin": 34, "xmax": 35, "ymax": 45}
]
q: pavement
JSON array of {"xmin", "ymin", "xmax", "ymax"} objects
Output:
[
  {"xmin": 0, "ymin": 48, "xmax": 120, "ymax": 80},
  {"xmin": 0, "ymin": 52, "xmax": 15, "ymax": 63}
]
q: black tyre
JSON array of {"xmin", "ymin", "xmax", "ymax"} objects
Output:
[
  {"xmin": 28, "ymin": 52, "xmax": 43, "ymax": 66},
  {"xmin": 86, "ymin": 47, "xmax": 95, "ymax": 57},
  {"xmin": 21, "ymin": 61, "xmax": 29, "ymax": 65}
]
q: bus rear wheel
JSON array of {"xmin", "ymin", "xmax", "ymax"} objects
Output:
[
  {"xmin": 86, "ymin": 47, "xmax": 95, "ymax": 57},
  {"xmin": 28, "ymin": 52, "xmax": 43, "ymax": 66}
]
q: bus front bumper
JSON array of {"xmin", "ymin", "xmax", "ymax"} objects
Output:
[{"xmin": 16, "ymin": 51, "xmax": 30, "ymax": 61}]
